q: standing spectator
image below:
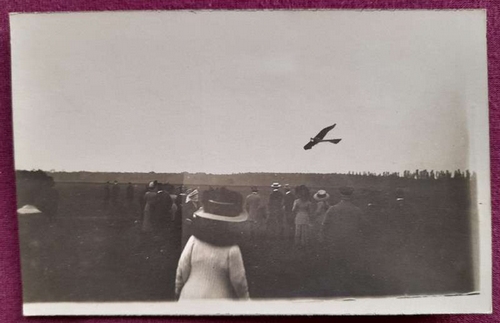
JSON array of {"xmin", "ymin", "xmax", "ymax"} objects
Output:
[
  {"xmin": 322, "ymin": 186, "xmax": 363, "ymax": 248},
  {"xmin": 292, "ymin": 185, "xmax": 313, "ymax": 246},
  {"xmin": 181, "ymin": 189, "xmax": 200, "ymax": 248},
  {"xmin": 267, "ymin": 183, "xmax": 284, "ymax": 239},
  {"xmin": 126, "ymin": 182, "xmax": 136, "ymax": 217},
  {"xmin": 283, "ymin": 184, "xmax": 296, "ymax": 242},
  {"xmin": 154, "ymin": 183, "xmax": 174, "ymax": 240},
  {"xmin": 126, "ymin": 182, "xmax": 135, "ymax": 203},
  {"xmin": 173, "ymin": 186, "xmax": 185, "ymax": 249},
  {"xmin": 321, "ymin": 186, "xmax": 364, "ymax": 296},
  {"xmin": 142, "ymin": 181, "xmax": 158, "ymax": 233},
  {"xmin": 245, "ymin": 186, "xmax": 262, "ymax": 240},
  {"xmin": 312, "ymin": 189, "xmax": 330, "ymax": 243},
  {"xmin": 175, "ymin": 187, "xmax": 249, "ymax": 300}
]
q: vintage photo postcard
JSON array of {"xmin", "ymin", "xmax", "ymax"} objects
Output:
[{"xmin": 10, "ymin": 10, "xmax": 491, "ymax": 315}]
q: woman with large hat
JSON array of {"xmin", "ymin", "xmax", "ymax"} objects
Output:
[{"xmin": 175, "ymin": 187, "xmax": 250, "ymax": 300}]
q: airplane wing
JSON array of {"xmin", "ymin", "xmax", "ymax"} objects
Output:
[
  {"xmin": 303, "ymin": 141, "xmax": 316, "ymax": 150},
  {"xmin": 324, "ymin": 139, "xmax": 342, "ymax": 144},
  {"xmin": 314, "ymin": 124, "xmax": 336, "ymax": 140}
]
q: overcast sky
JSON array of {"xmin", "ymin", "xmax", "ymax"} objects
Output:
[{"xmin": 10, "ymin": 10, "xmax": 488, "ymax": 174}]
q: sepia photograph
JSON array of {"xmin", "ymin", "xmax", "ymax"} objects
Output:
[{"xmin": 10, "ymin": 10, "xmax": 491, "ymax": 315}]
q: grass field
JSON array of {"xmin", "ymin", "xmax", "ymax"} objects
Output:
[{"xmin": 17, "ymin": 176, "xmax": 478, "ymax": 302}]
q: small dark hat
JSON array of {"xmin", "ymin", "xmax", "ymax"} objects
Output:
[{"xmin": 339, "ymin": 186, "xmax": 354, "ymax": 196}]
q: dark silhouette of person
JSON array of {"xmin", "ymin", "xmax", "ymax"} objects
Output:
[
  {"xmin": 321, "ymin": 186, "xmax": 364, "ymax": 297},
  {"xmin": 126, "ymin": 182, "xmax": 134, "ymax": 202},
  {"xmin": 267, "ymin": 183, "xmax": 284, "ymax": 239},
  {"xmin": 283, "ymin": 184, "xmax": 296, "ymax": 241},
  {"xmin": 154, "ymin": 183, "xmax": 174, "ymax": 240}
]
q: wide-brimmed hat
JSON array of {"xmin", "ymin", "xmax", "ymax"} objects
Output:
[
  {"xmin": 313, "ymin": 190, "xmax": 330, "ymax": 201},
  {"xmin": 17, "ymin": 205, "xmax": 42, "ymax": 215},
  {"xmin": 271, "ymin": 182, "xmax": 281, "ymax": 190},
  {"xmin": 194, "ymin": 187, "xmax": 248, "ymax": 223}
]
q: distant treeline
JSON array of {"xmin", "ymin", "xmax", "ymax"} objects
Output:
[{"xmin": 15, "ymin": 169, "xmax": 475, "ymax": 188}]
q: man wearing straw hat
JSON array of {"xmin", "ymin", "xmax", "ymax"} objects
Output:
[{"xmin": 313, "ymin": 189, "xmax": 331, "ymax": 243}]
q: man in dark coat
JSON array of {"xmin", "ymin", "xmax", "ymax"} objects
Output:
[
  {"xmin": 267, "ymin": 183, "xmax": 284, "ymax": 239},
  {"xmin": 321, "ymin": 186, "xmax": 364, "ymax": 296},
  {"xmin": 153, "ymin": 183, "xmax": 174, "ymax": 240}
]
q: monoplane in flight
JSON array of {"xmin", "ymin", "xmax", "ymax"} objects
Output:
[{"xmin": 303, "ymin": 124, "xmax": 342, "ymax": 150}]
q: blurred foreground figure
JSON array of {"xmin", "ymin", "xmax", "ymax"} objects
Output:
[
  {"xmin": 321, "ymin": 186, "xmax": 364, "ymax": 296},
  {"xmin": 322, "ymin": 186, "xmax": 363, "ymax": 247},
  {"xmin": 175, "ymin": 187, "xmax": 249, "ymax": 300}
]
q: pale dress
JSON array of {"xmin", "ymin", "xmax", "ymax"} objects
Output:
[
  {"xmin": 142, "ymin": 191, "xmax": 157, "ymax": 233},
  {"xmin": 292, "ymin": 199, "xmax": 312, "ymax": 246},
  {"xmin": 175, "ymin": 236, "xmax": 250, "ymax": 300}
]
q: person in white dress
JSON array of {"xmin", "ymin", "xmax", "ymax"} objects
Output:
[{"xmin": 175, "ymin": 187, "xmax": 250, "ymax": 300}]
